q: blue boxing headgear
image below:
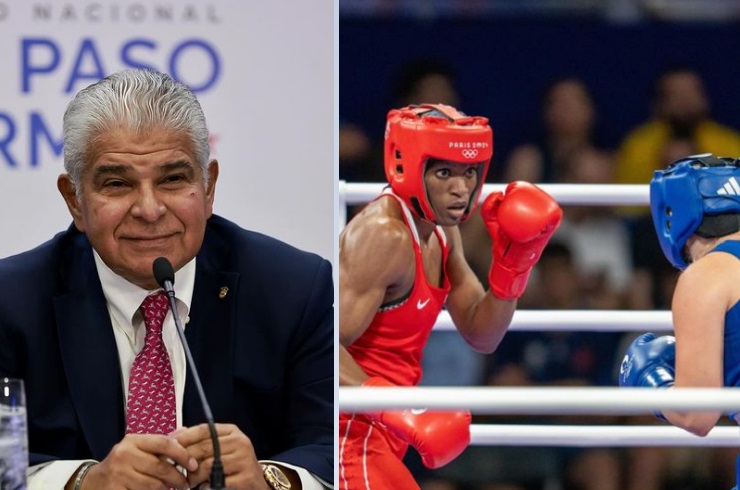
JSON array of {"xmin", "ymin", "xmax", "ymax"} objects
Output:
[{"xmin": 650, "ymin": 154, "xmax": 740, "ymax": 270}]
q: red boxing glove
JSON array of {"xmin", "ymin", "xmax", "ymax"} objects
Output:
[
  {"xmin": 482, "ymin": 181, "xmax": 562, "ymax": 300},
  {"xmin": 362, "ymin": 377, "xmax": 471, "ymax": 469}
]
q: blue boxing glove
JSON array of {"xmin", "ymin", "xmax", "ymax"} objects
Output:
[
  {"xmin": 619, "ymin": 333, "xmax": 676, "ymax": 421},
  {"xmin": 619, "ymin": 333, "xmax": 676, "ymax": 388}
]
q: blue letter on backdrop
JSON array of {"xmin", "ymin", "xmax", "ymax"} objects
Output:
[
  {"xmin": 169, "ymin": 39, "xmax": 220, "ymax": 93},
  {"xmin": 121, "ymin": 39, "xmax": 158, "ymax": 72},
  {"xmin": 21, "ymin": 38, "xmax": 61, "ymax": 93},
  {"xmin": 30, "ymin": 112, "xmax": 63, "ymax": 167},
  {"xmin": 65, "ymin": 38, "xmax": 106, "ymax": 94},
  {"xmin": 0, "ymin": 113, "xmax": 17, "ymax": 168}
]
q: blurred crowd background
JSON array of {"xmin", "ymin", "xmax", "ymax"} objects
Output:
[{"xmin": 339, "ymin": 1, "xmax": 740, "ymax": 488}]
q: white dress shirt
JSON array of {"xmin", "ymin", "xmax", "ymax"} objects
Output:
[{"xmin": 28, "ymin": 253, "xmax": 329, "ymax": 489}]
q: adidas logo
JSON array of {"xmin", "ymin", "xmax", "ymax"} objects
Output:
[{"xmin": 717, "ymin": 176, "xmax": 740, "ymax": 195}]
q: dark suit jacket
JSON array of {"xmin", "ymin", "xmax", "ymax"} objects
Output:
[{"xmin": 0, "ymin": 214, "xmax": 334, "ymax": 483}]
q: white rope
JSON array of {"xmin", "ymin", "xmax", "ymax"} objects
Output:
[
  {"xmin": 469, "ymin": 424, "xmax": 740, "ymax": 447},
  {"xmin": 434, "ymin": 310, "xmax": 672, "ymax": 332},
  {"xmin": 338, "ymin": 181, "xmax": 649, "ymax": 207},
  {"xmin": 339, "ymin": 387, "xmax": 740, "ymax": 414}
]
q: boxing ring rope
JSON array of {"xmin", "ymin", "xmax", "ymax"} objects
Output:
[
  {"xmin": 469, "ymin": 425, "xmax": 740, "ymax": 447},
  {"xmin": 338, "ymin": 182, "xmax": 739, "ymax": 448},
  {"xmin": 337, "ymin": 181, "xmax": 649, "ymax": 228},
  {"xmin": 338, "ymin": 387, "xmax": 740, "ymax": 447},
  {"xmin": 339, "ymin": 387, "xmax": 740, "ymax": 414},
  {"xmin": 433, "ymin": 310, "xmax": 672, "ymax": 332}
]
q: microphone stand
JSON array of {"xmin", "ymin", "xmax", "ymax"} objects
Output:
[
  {"xmin": 163, "ymin": 287, "xmax": 227, "ymax": 490},
  {"xmin": 154, "ymin": 256, "xmax": 230, "ymax": 490}
]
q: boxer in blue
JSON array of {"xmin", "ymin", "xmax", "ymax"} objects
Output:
[{"xmin": 618, "ymin": 153, "xmax": 740, "ymax": 488}]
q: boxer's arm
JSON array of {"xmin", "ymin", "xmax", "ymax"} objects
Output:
[
  {"xmin": 339, "ymin": 214, "xmax": 414, "ymax": 385},
  {"xmin": 665, "ymin": 254, "xmax": 730, "ymax": 435},
  {"xmin": 444, "ymin": 225, "xmax": 515, "ymax": 354},
  {"xmin": 445, "ymin": 183, "xmax": 561, "ymax": 354}
]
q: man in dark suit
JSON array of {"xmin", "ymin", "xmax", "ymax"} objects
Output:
[{"xmin": 0, "ymin": 69, "xmax": 333, "ymax": 490}]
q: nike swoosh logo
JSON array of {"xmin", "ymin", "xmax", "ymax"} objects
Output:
[{"xmin": 417, "ymin": 298, "xmax": 430, "ymax": 309}]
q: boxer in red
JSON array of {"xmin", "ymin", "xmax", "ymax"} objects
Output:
[{"xmin": 338, "ymin": 104, "xmax": 563, "ymax": 489}]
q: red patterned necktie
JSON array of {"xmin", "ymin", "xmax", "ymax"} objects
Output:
[{"xmin": 125, "ymin": 292, "xmax": 177, "ymax": 435}]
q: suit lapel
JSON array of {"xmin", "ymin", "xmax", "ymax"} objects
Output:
[
  {"xmin": 54, "ymin": 238, "xmax": 124, "ymax": 459},
  {"xmin": 183, "ymin": 229, "xmax": 239, "ymax": 425}
]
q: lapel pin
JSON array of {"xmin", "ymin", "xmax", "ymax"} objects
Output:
[{"xmin": 219, "ymin": 286, "xmax": 229, "ymax": 299}]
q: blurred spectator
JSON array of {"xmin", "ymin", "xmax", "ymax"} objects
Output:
[
  {"xmin": 463, "ymin": 77, "xmax": 614, "ymax": 289},
  {"xmin": 615, "ymin": 66, "xmax": 740, "ymax": 187},
  {"xmin": 392, "ymin": 58, "xmax": 461, "ymax": 108},
  {"xmin": 625, "ymin": 215, "xmax": 678, "ymax": 312},
  {"xmin": 342, "ymin": 58, "xmax": 464, "ymax": 187},
  {"xmin": 503, "ymin": 77, "xmax": 606, "ymax": 184},
  {"xmin": 339, "ymin": 120, "xmax": 373, "ymax": 182},
  {"xmin": 338, "ymin": 119, "xmax": 375, "ymax": 220},
  {"xmin": 339, "ymin": 0, "xmax": 736, "ymax": 21},
  {"xmin": 624, "ymin": 136, "xmax": 692, "ymax": 311},
  {"xmin": 552, "ymin": 147, "xmax": 631, "ymax": 307},
  {"xmin": 518, "ymin": 241, "xmax": 583, "ymax": 309}
]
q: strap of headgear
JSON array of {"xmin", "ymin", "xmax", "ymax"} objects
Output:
[{"xmin": 410, "ymin": 104, "xmax": 477, "ymax": 125}]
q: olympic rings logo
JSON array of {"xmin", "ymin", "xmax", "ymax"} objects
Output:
[{"xmin": 461, "ymin": 149, "xmax": 478, "ymax": 159}]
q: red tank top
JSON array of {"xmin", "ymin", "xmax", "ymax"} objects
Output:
[{"xmin": 347, "ymin": 189, "xmax": 451, "ymax": 386}]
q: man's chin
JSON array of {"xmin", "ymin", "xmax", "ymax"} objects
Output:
[
  {"xmin": 115, "ymin": 254, "xmax": 174, "ymax": 288},
  {"xmin": 112, "ymin": 266, "xmax": 161, "ymax": 290},
  {"xmin": 123, "ymin": 236, "xmax": 177, "ymax": 251}
]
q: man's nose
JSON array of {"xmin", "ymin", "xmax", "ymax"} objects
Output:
[{"xmin": 130, "ymin": 185, "xmax": 166, "ymax": 221}]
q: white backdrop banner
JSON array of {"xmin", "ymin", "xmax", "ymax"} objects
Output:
[{"xmin": 0, "ymin": 0, "xmax": 334, "ymax": 263}]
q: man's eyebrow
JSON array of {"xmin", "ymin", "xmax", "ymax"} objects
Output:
[
  {"xmin": 160, "ymin": 161, "xmax": 195, "ymax": 173},
  {"xmin": 93, "ymin": 164, "xmax": 130, "ymax": 177}
]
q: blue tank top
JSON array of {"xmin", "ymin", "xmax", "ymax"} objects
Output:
[{"xmin": 708, "ymin": 240, "xmax": 740, "ymax": 421}]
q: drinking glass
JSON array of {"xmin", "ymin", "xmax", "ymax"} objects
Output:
[{"xmin": 0, "ymin": 378, "xmax": 27, "ymax": 490}]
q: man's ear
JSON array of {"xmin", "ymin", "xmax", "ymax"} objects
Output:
[
  {"xmin": 57, "ymin": 174, "xmax": 85, "ymax": 231},
  {"xmin": 205, "ymin": 159, "xmax": 219, "ymax": 212}
]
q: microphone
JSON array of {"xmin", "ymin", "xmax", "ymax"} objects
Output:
[{"xmin": 152, "ymin": 257, "xmax": 228, "ymax": 490}]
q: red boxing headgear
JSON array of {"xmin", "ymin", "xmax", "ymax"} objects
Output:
[{"xmin": 384, "ymin": 104, "xmax": 493, "ymax": 223}]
